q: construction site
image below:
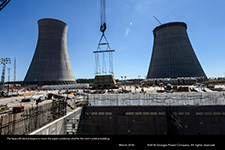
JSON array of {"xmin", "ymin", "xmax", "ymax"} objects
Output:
[
  {"xmin": 1, "ymin": 0, "xmax": 225, "ymax": 137},
  {"xmin": 1, "ymin": 83, "xmax": 225, "ymax": 135}
]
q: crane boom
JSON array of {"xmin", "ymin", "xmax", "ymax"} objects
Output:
[
  {"xmin": 153, "ymin": 16, "xmax": 162, "ymax": 25},
  {"xmin": 0, "ymin": 0, "xmax": 10, "ymax": 11}
]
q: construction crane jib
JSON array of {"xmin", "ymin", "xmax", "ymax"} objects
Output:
[{"xmin": 0, "ymin": 0, "xmax": 10, "ymax": 11}]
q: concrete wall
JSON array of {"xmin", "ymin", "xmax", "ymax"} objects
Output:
[{"xmin": 77, "ymin": 106, "xmax": 225, "ymax": 135}]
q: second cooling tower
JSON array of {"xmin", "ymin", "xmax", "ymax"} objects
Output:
[
  {"xmin": 147, "ymin": 22, "xmax": 207, "ymax": 79},
  {"xmin": 23, "ymin": 18, "xmax": 76, "ymax": 85}
]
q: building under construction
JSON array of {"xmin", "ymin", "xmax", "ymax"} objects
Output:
[
  {"xmin": 26, "ymin": 92, "xmax": 225, "ymax": 135},
  {"xmin": 23, "ymin": 18, "xmax": 76, "ymax": 86},
  {"xmin": 147, "ymin": 22, "xmax": 207, "ymax": 82}
]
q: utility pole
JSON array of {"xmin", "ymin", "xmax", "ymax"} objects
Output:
[
  {"xmin": 14, "ymin": 57, "xmax": 16, "ymax": 87},
  {"xmin": 7, "ymin": 68, "xmax": 10, "ymax": 82}
]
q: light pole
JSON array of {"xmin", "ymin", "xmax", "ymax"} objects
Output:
[
  {"xmin": 7, "ymin": 68, "xmax": 10, "ymax": 93},
  {"xmin": 0, "ymin": 58, "xmax": 11, "ymax": 91},
  {"xmin": 121, "ymin": 75, "xmax": 127, "ymax": 89}
]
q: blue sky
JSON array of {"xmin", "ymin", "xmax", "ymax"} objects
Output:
[{"xmin": 0, "ymin": 0, "xmax": 225, "ymax": 81}]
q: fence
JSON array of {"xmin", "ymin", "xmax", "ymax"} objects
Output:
[
  {"xmin": 0, "ymin": 100, "xmax": 69, "ymax": 135},
  {"xmin": 88, "ymin": 92, "xmax": 225, "ymax": 106}
]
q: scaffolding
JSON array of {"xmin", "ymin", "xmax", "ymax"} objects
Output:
[
  {"xmin": 88, "ymin": 92, "xmax": 225, "ymax": 106},
  {"xmin": 0, "ymin": 98, "xmax": 77, "ymax": 135}
]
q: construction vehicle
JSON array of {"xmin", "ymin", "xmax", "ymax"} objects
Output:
[
  {"xmin": 12, "ymin": 106, "xmax": 24, "ymax": 114},
  {"xmin": 0, "ymin": 104, "xmax": 9, "ymax": 114}
]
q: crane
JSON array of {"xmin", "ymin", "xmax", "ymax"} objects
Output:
[
  {"xmin": 0, "ymin": 0, "xmax": 10, "ymax": 11},
  {"xmin": 93, "ymin": 0, "xmax": 115, "ymax": 75},
  {"xmin": 153, "ymin": 16, "xmax": 162, "ymax": 25},
  {"xmin": 100, "ymin": 0, "xmax": 106, "ymax": 35}
]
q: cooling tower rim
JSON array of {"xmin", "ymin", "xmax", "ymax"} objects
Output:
[
  {"xmin": 153, "ymin": 22, "xmax": 187, "ymax": 33},
  {"xmin": 38, "ymin": 18, "xmax": 67, "ymax": 26}
]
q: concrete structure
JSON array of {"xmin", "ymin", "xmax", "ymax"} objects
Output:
[
  {"xmin": 147, "ymin": 22, "xmax": 207, "ymax": 80},
  {"xmin": 92, "ymin": 75, "xmax": 117, "ymax": 89},
  {"xmin": 23, "ymin": 18, "xmax": 76, "ymax": 86},
  {"xmin": 27, "ymin": 92, "xmax": 225, "ymax": 135},
  {"xmin": 78, "ymin": 105, "xmax": 225, "ymax": 135},
  {"xmin": 77, "ymin": 92, "xmax": 225, "ymax": 135}
]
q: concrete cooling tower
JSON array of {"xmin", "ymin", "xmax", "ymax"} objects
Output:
[
  {"xmin": 23, "ymin": 18, "xmax": 76, "ymax": 86},
  {"xmin": 147, "ymin": 22, "xmax": 207, "ymax": 80}
]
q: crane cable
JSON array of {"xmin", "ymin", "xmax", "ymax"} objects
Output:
[
  {"xmin": 100, "ymin": 0, "xmax": 105, "ymax": 25},
  {"xmin": 94, "ymin": 0, "xmax": 114, "ymax": 75},
  {"xmin": 100, "ymin": 0, "xmax": 106, "ymax": 34}
]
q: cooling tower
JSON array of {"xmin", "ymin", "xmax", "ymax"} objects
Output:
[
  {"xmin": 147, "ymin": 22, "xmax": 207, "ymax": 79},
  {"xmin": 23, "ymin": 18, "xmax": 76, "ymax": 86}
]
